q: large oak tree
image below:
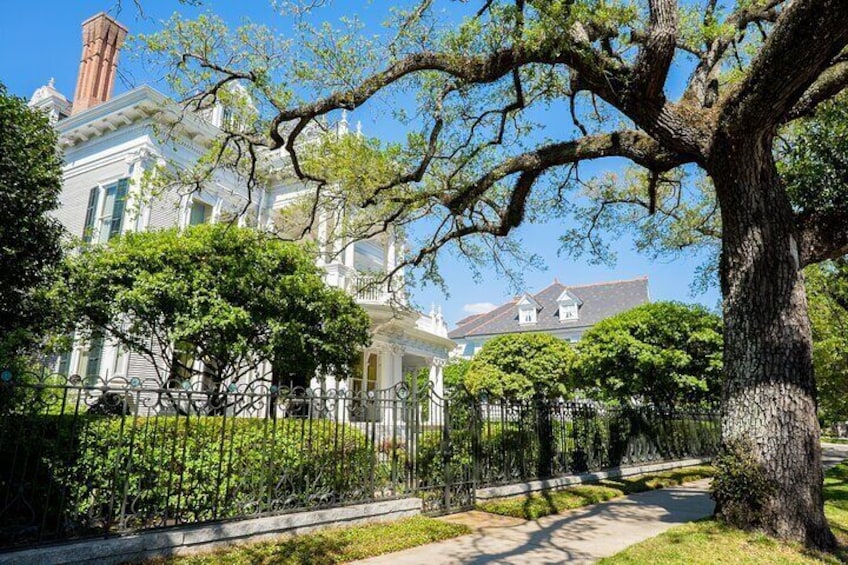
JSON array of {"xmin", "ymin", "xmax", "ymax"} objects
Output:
[{"xmin": 139, "ymin": 0, "xmax": 848, "ymax": 548}]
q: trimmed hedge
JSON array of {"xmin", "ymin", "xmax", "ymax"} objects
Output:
[
  {"xmin": 0, "ymin": 413, "xmax": 374, "ymax": 542},
  {"xmin": 417, "ymin": 403, "xmax": 720, "ymax": 488}
]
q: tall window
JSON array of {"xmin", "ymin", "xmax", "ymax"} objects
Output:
[
  {"xmin": 169, "ymin": 342, "xmax": 195, "ymax": 385},
  {"xmin": 82, "ymin": 179, "xmax": 128, "ymax": 243},
  {"xmin": 77, "ymin": 335, "xmax": 104, "ymax": 385},
  {"xmin": 352, "ymin": 353, "xmax": 378, "ymax": 394},
  {"xmin": 189, "ymin": 200, "xmax": 213, "ymax": 226},
  {"xmin": 56, "ymin": 350, "xmax": 72, "ymax": 376}
]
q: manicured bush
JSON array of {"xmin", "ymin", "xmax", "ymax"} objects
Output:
[{"xmin": 0, "ymin": 412, "xmax": 374, "ymax": 541}]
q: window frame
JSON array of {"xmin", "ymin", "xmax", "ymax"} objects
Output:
[
  {"xmin": 518, "ymin": 305, "xmax": 537, "ymax": 325},
  {"xmin": 189, "ymin": 199, "xmax": 213, "ymax": 226}
]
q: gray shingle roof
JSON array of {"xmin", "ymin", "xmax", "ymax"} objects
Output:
[{"xmin": 448, "ymin": 277, "xmax": 650, "ymax": 339}]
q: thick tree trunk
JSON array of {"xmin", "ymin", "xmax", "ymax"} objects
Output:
[{"xmin": 710, "ymin": 134, "xmax": 834, "ymax": 550}]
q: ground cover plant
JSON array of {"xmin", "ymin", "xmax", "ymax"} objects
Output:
[
  {"xmin": 476, "ymin": 465, "xmax": 714, "ymax": 520},
  {"xmin": 148, "ymin": 515, "xmax": 470, "ymax": 565},
  {"xmin": 598, "ymin": 462, "xmax": 848, "ymax": 564}
]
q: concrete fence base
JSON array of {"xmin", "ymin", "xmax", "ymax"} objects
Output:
[
  {"xmin": 0, "ymin": 498, "xmax": 422, "ymax": 565},
  {"xmin": 475, "ymin": 458, "xmax": 712, "ymax": 500}
]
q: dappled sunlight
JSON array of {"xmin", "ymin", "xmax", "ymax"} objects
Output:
[{"xmin": 600, "ymin": 457, "xmax": 848, "ymax": 564}]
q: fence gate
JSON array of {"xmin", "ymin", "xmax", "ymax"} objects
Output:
[{"xmin": 414, "ymin": 385, "xmax": 477, "ymax": 515}]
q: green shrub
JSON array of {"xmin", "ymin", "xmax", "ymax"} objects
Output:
[
  {"xmin": 711, "ymin": 439, "xmax": 774, "ymax": 528},
  {"xmin": 0, "ymin": 413, "xmax": 374, "ymax": 540}
]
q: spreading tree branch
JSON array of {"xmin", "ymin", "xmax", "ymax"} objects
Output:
[
  {"xmin": 716, "ymin": 0, "xmax": 848, "ymax": 134},
  {"xmin": 798, "ymin": 207, "xmax": 848, "ymax": 266}
]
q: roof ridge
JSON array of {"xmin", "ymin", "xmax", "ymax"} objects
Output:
[
  {"xmin": 452, "ymin": 298, "xmax": 521, "ymax": 337},
  {"xmin": 531, "ymin": 280, "xmax": 564, "ymax": 299},
  {"xmin": 563, "ymin": 276, "xmax": 648, "ymax": 290},
  {"xmin": 449, "ymin": 298, "xmax": 518, "ymax": 336},
  {"xmin": 455, "ymin": 312, "xmax": 485, "ymax": 327}
]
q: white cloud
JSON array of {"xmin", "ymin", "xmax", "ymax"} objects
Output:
[{"xmin": 462, "ymin": 302, "xmax": 498, "ymax": 315}]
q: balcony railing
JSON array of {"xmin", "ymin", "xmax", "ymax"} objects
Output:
[{"xmin": 349, "ymin": 273, "xmax": 391, "ymax": 303}]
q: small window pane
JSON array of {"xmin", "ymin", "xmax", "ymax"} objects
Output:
[{"xmin": 190, "ymin": 201, "xmax": 212, "ymax": 226}]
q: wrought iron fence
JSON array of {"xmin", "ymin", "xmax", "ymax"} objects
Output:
[
  {"xmin": 475, "ymin": 398, "xmax": 721, "ymax": 487},
  {"xmin": 0, "ymin": 369, "xmax": 719, "ymax": 550}
]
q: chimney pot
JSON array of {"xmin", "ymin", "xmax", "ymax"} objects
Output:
[{"xmin": 72, "ymin": 13, "xmax": 128, "ymax": 115}]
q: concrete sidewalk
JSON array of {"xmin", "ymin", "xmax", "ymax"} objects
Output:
[
  {"xmin": 353, "ymin": 444, "xmax": 848, "ymax": 565},
  {"xmin": 353, "ymin": 480, "xmax": 713, "ymax": 565}
]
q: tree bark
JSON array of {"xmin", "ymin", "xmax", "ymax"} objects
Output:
[{"xmin": 709, "ymin": 132, "xmax": 835, "ymax": 550}]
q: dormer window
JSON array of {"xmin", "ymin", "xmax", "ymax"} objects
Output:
[
  {"xmin": 556, "ymin": 289, "xmax": 582, "ymax": 323},
  {"xmin": 520, "ymin": 307, "xmax": 536, "ymax": 324},
  {"xmin": 517, "ymin": 294, "xmax": 541, "ymax": 325},
  {"xmin": 560, "ymin": 303, "xmax": 578, "ymax": 320}
]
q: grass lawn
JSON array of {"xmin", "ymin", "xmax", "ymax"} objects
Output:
[
  {"xmin": 476, "ymin": 465, "xmax": 714, "ymax": 520},
  {"xmin": 598, "ymin": 462, "xmax": 848, "ymax": 564},
  {"xmin": 147, "ymin": 515, "xmax": 471, "ymax": 565},
  {"xmin": 823, "ymin": 438, "xmax": 848, "ymax": 445}
]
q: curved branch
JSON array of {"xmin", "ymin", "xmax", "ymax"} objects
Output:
[
  {"xmin": 786, "ymin": 60, "xmax": 848, "ymax": 121},
  {"xmin": 445, "ymin": 130, "xmax": 689, "ymax": 213},
  {"xmin": 272, "ymin": 46, "xmax": 615, "ymax": 124},
  {"xmin": 683, "ymin": 1, "xmax": 784, "ymax": 107},
  {"xmin": 629, "ymin": 0, "xmax": 678, "ymax": 103},
  {"xmin": 798, "ymin": 207, "xmax": 848, "ymax": 266},
  {"xmin": 397, "ymin": 169, "xmax": 541, "ymax": 274},
  {"xmin": 716, "ymin": 0, "xmax": 848, "ymax": 135}
]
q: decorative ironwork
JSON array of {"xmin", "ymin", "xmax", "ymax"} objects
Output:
[
  {"xmin": 0, "ymin": 369, "xmax": 719, "ymax": 551},
  {"xmin": 474, "ymin": 397, "xmax": 720, "ymax": 488}
]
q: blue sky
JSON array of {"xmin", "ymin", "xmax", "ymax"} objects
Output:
[{"xmin": 0, "ymin": 1, "xmax": 721, "ymax": 325}]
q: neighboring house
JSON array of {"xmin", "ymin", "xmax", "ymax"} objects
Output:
[
  {"xmin": 449, "ymin": 277, "xmax": 650, "ymax": 357},
  {"xmin": 32, "ymin": 12, "xmax": 454, "ymax": 397}
]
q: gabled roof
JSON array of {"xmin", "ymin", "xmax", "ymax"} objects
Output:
[
  {"xmin": 556, "ymin": 289, "xmax": 583, "ymax": 305},
  {"xmin": 516, "ymin": 293, "xmax": 542, "ymax": 309},
  {"xmin": 448, "ymin": 276, "xmax": 650, "ymax": 339}
]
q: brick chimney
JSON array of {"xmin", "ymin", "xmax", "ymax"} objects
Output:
[{"xmin": 71, "ymin": 13, "xmax": 128, "ymax": 115}]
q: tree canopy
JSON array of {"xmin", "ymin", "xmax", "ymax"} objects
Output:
[
  {"xmin": 135, "ymin": 0, "xmax": 848, "ymax": 548},
  {"xmin": 0, "ymin": 83, "xmax": 64, "ymax": 369},
  {"xmin": 575, "ymin": 301, "xmax": 722, "ymax": 407},
  {"xmin": 443, "ymin": 357, "xmax": 471, "ymax": 392},
  {"xmin": 464, "ymin": 332, "xmax": 573, "ymax": 399},
  {"xmin": 59, "ymin": 224, "xmax": 371, "ymax": 387}
]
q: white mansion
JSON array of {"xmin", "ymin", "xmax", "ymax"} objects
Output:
[{"xmin": 31, "ymin": 13, "xmax": 454, "ymax": 398}]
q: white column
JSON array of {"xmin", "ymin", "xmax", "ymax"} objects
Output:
[
  {"xmin": 429, "ymin": 358, "xmax": 446, "ymax": 399},
  {"xmin": 212, "ymin": 196, "xmax": 223, "ymax": 223},
  {"xmin": 344, "ymin": 240, "xmax": 356, "ymax": 270},
  {"xmin": 178, "ymin": 193, "xmax": 191, "ymax": 229},
  {"xmin": 385, "ymin": 229, "xmax": 397, "ymax": 273},
  {"xmin": 124, "ymin": 148, "xmax": 149, "ymax": 233},
  {"xmin": 69, "ymin": 343, "xmax": 82, "ymax": 380},
  {"xmin": 383, "ymin": 344, "xmax": 405, "ymax": 389},
  {"xmin": 315, "ymin": 209, "xmax": 329, "ymax": 267},
  {"xmin": 332, "ymin": 208, "xmax": 344, "ymax": 261},
  {"xmin": 427, "ymin": 357, "xmax": 447, "ymax": 424}
]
